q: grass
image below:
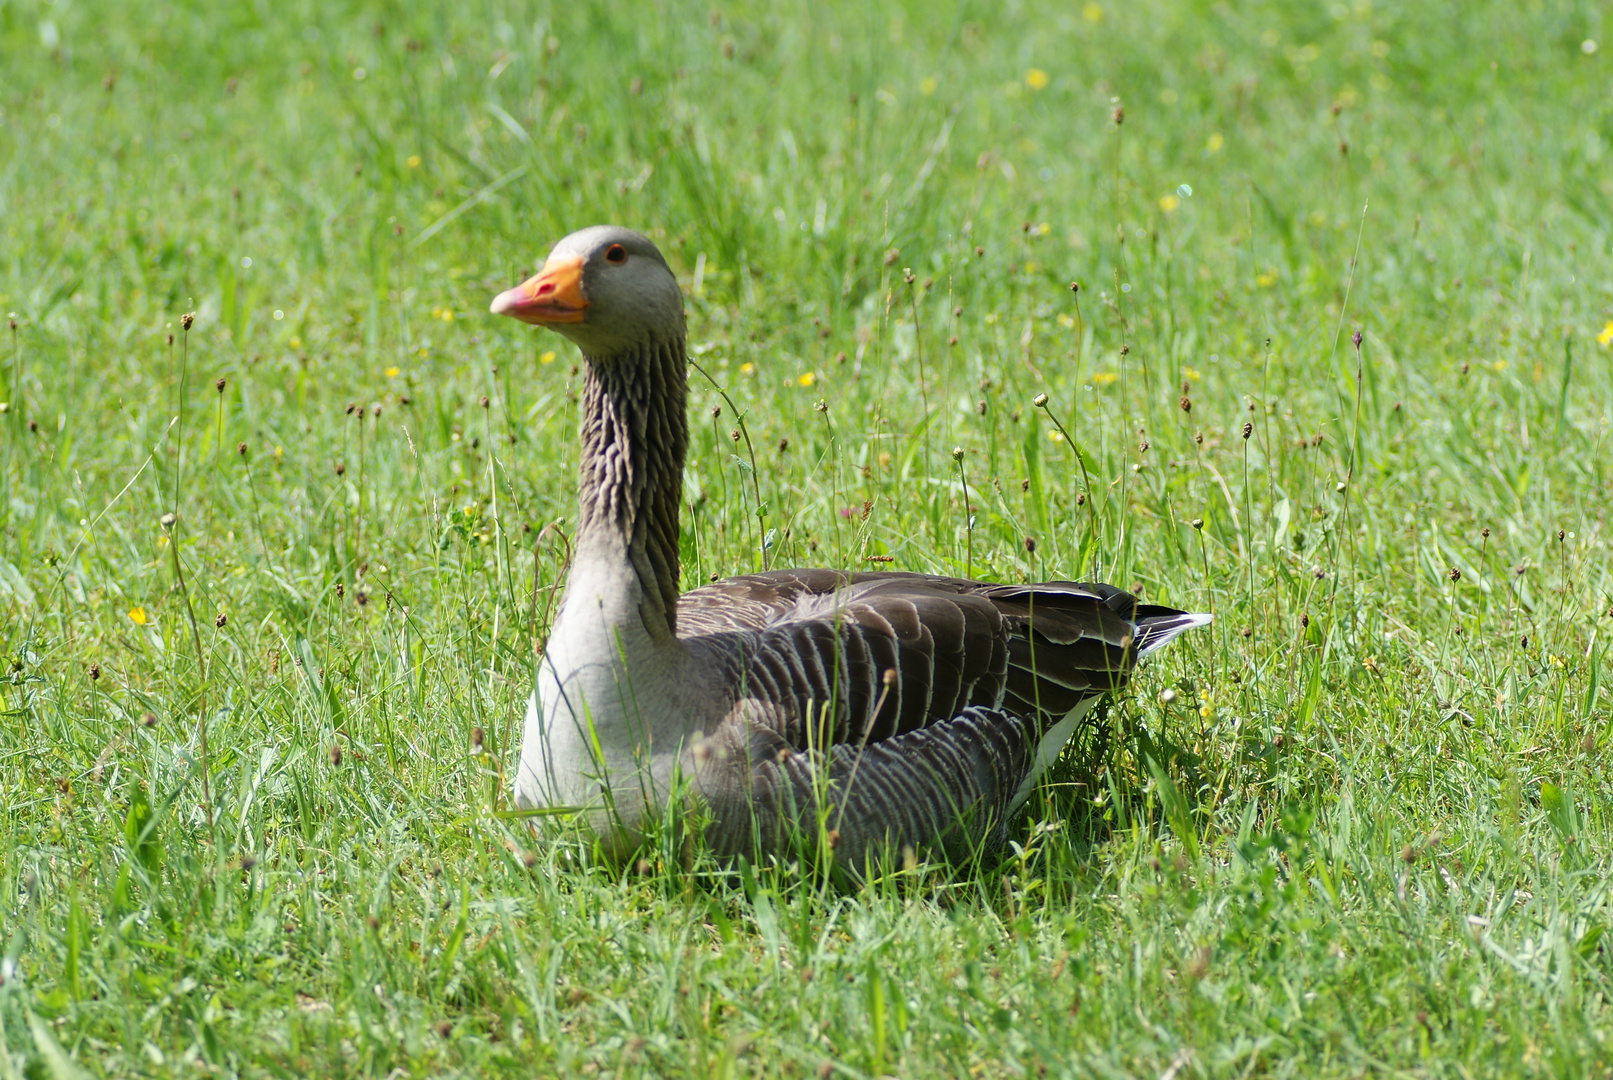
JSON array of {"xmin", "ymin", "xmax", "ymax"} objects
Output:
[{"xmin": 2, "ymin": 0, "xmax": 1612, "ymax": 1074}]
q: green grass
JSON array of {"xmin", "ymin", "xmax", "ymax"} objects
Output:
[{"xmin": 3, "ymin": 0, "xmax": 1612, "ymax": 1074}]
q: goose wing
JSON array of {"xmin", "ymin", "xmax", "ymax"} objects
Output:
[{"xmin": 679, "ymin": 570, "xmax": 1181, "ymax": 751}]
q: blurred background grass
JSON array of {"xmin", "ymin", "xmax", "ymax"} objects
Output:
[{"xmin": 1, "ymin": 0, "xmax": 1611, "ymax": 1075}]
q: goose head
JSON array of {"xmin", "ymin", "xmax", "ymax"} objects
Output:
[{"xmin": 490, "ymin": 225, "xmax": 684, "ymax": 358}]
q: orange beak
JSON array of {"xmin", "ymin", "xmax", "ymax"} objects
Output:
[{"xmin": 489, "ymin": 253, "xmax": 588, "ymax": 325}]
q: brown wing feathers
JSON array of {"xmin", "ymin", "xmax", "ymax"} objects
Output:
[{"xmin": 690, "ymin": 571, "xmax": 1163, "ymax": 756}]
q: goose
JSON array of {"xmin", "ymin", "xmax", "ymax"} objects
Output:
[{"xmin": 491, "ymin": 225, "xmax": 1210, "ymax": 870}]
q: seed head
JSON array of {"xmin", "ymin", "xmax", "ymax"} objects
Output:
[
  {"xmin": 1351, "ymin": 329, "xmax": 1363, "ymax": 350},
  {"xmin": 882, "ymin": 668, "xmax": 897, "ymax": 687},
  {"xmin": 329, "ymin": 744, "xmax": 342, "ymax": 766},
  {"xmin": 180, "ymin": 312, "xmax": 196, "ymax": 331},
  {"xmin": 141, "ymin": 711, "xmax": 158, "ymax": 728},
  {"xmin": 1069, "ymin": 281, "xmax": 1080, "ymax": 293},
  {"xmin": 1448, "ymin": 567, "xmax": 1461, "ymax": 581},
  {"xmin": 710, "ymin": 404, "xmax": 721, "ymax": 418},
  {"xmin": 1111, "ymin": 104, "xmax": 1124, "ymax": 125},
  {"xmin": 215, "ymin": 377, "xmax": 226, "ymax": 393},
  {"xmin": 976, "ymin": 400, "xmax": 987, "ymax": 415},
  {"xmin": 1023, "ymin": 536, "xmax": 1036, "ymax": 554},
  {"xmin": 777, "ymin": 437, "xmax": 789, "ymax": 453},
  {"xmin": 333, "ymin": 461, "xmax": 346, "ymax": 476},
  {"xmin": 371, "ymin": 402, "xmax": 382, "ymax": 417},
  {"xmin": 1481, "ymin": 527, "xmax": 1490, "ymax": 538},
  {"xmin": 214, "ymin": 613, "xmax": 227, "ymax": 628},
  {"xmin": 1241, "ymin": 421, "xmax": 1253, "ymax": 440},
  {"xmin": 1179, "ymin": 395, "xmax": 1192, "ymax": 413},
  {"xmin": 1119, "ymin": 344, "xmax": 1130, "ymax": 356},
  {"xmin": 88, "ymin": 663, "xmax": 101, "ymax": 681},
  {"xmin": 237, "ymin": 441, "xmax": 247, "ymax": 456}
]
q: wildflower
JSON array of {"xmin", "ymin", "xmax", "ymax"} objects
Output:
[
  {"xmin": 797, "ymin": 372, "xmax": 816, "ymax": 387},
  {"xmin": 739, "ymin": 362, "xmax": 755, "ymax": 375},
  {"xmin": 385, "ymin": 366, "xmax": 400, "ymax": 378},
  {"xmin": 1082, "ymin": 3, "xmax": 1102, "ymax": 22},
  {"xmin": 1183, "ymin": 366, "xmax": 1201, "ymax": 382},
  {"xmin": 1255, "ymin": 271, "xmax": 1277, "ymax": 287},
  {"xmin": 1206, "ymin": 133, "xmax": 1224, "ymax": 153},
  {"xmin": 1091, "ymin": 372, "xmax": 1118, "ymax": 387},
  {"xmin": 540, "ymin": 351, "xmax": 556, "ymax": 365},
  {"xmin": 406, "ymin": 155, "xmax": 421, "ymax": 168},
  {"xmin": 1159, "ymin": 194, "xmax": 1180, "ymax": 213},
  {"xmin": 128, "ymin": 606, "xmax": 147, "ymax": 625},
  {"xmin": 920, "ymin": 77, "xmax": 937, "ymax": 95},
  {"xmin": 1596, "ymin": 321, "xmax": 1613, "ymax": 347},
  {"xmin": 1025, "ymin": 69, "xmax": 1049, "ymax": 90}
]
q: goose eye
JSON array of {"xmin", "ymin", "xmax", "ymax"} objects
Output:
[{"xmin": 604, "ymin": 244, "xmax": 627, "ymax": 264}]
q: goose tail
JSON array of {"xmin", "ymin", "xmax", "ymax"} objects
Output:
[{"xmin": 1134, "ymin": 610, "xmax": 1213, "ymax": 656}]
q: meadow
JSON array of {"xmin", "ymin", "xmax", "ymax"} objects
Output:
[{"xmin": 2, "ymin": 0, "xmax": 1611, "ymax": 1075}]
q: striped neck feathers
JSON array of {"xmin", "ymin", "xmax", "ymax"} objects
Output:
[{"xmin": 573, "ymin": 334, "xmax": 688, "ymax": 641}]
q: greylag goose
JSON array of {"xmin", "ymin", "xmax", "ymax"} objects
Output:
[{"xmin": 491, "ymin": 225, "xmax": 1209, "ymax": 870}]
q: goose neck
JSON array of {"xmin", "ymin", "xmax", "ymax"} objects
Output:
[{"xmin": 571, "ymin": 335, "xmax": 687, "ymax": 642}]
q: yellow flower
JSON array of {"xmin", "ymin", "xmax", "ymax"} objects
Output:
[
  {"xmin": 1183, "ymin": 366, "xmax": 1201, "ymax": 382},
  {"xmin": 920, "ymin": 77, "xmax": 938, "ymax": 95},
  {"xmin": 797, "ymin": 372, "xmax": 816, "ymax": 387},
  {"xmin": 1255, "ymin": 270, "xmax": 1277, "ymax": 287},
  {"xmin": 1056, "ymin": 313, "xmax": 1076, "ymax": 328},
  {"xmin": 1092, "ymin": 372, "xmax": 1118, "ymax": 387},
  {"xmin": 1491, "ymin": 360, "xmax": 1507, "ymax": 372},
  {"xmin": 1159, "ymin": 194, "xmax": 1180, "ymax": 213},
  {"xmin": 1049, "ymin": 429, "xmax": 1065, "ymax": 442},
  {"xmin": 539, "ymin": 351, "xmax": 556, "ymax": 365},
  {"xmin": 1597, "ymin": 321, "xmax": 1613, "ymax": 347},
  {"xmin": 384, "ymin": 366, "xmax": 400, "ymax": 378},
  {"xmin": 1206, "ymin": 133, "xmax": 1224, "ymax": 153},
  {"xmin": 739, "ymin": 362, "xmax": 755, "ymax": 375},
  {"xmin": 288, "ymin": 335, "xmax": 302, "ymax": 349},
  {"xmin": 127, "ymin": 606, "xmax": 147, "ymax": 626},
  {"xmin": 1025, "ymin": 69, "xmax": 1049, "ymax": 90},
  {"xmin": 1082, "ymin": 2, "xmax": 1103, "ymax": 22},
  {"xmin": 439, "ymin": 309, "xmax": 454, "ymax": 322},
  {"xmin": 406, "ymin": 154, "xmax": 422, "ymax": 168}
]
